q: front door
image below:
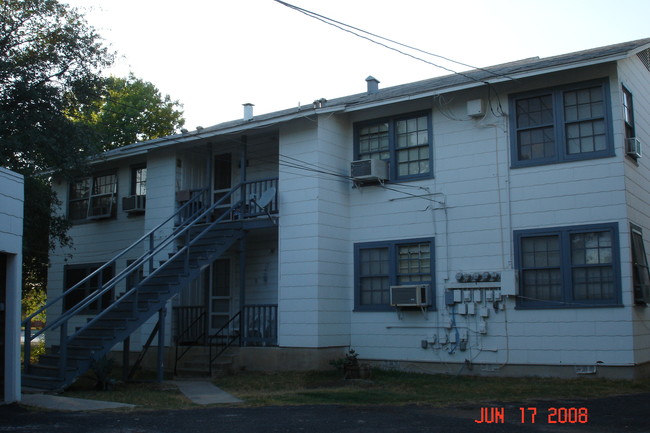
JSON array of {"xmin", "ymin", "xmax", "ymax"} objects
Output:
[
  {"xmin": 213, "ymin": 153, "xmax": 232, "ymax": 218},
  {"xmin": 209, "ymin": 259, "xmax": 231, "ymax": 333}
]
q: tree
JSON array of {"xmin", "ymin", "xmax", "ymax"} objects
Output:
[
  {"xmin": 76, "ymin": 74, "xmax": 185, "ymax": 150},
  {"xmin": 0, "ymin": 0, "xmax": 113, "ymax": 174},
  {"xmin": 0, "ymin": 0, "xmax": 113, "ymax": 314}
]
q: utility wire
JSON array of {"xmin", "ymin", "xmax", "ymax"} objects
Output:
[{"xmin": 273, "ymin": 0, "xmax": 515, "ymax": 83}]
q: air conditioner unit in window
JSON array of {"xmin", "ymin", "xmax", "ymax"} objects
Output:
[
  {"xmin": 626, "ymin": 137, "xmax": 642, "ymax": 159},
  {"xmin": 122, "ymin": 194, "xmax": 146, "ymax": 214},
  {"xmin": 390, "ymin": 284, "xmax": 430, "ymax": 307},
  {"xmin": 350, "ymin": 159, "xmax": 388, "ymax": 182}
]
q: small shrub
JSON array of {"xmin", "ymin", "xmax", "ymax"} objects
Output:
[
  {"xmin": 329, "ymin": 348, "xmax": 359, "ymax": 371},
  {"xmin": 91, "ymin": 356, "xmax": 117, "ymax": 391}
]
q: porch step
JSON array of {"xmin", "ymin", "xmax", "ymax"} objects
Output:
[{"xmin": 174, "ymin": 347, "xmax": 239, "ymax": 378}]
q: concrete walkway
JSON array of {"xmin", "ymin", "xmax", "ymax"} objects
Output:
[
  {"xmin": 20, "ymin": 393, "xmax": 136, "ymax": 411},
  {"xmin": 19, "ymin": 379, "xmax": 241, "ymax": 411},
  {"xmin": 169, "ymin": 380, "xmax": 243, "ymax": 405}
]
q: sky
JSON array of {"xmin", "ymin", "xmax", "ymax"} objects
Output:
[{"xmin": 63, "ymin": 0, "xmax": 650, "ymax": 130}]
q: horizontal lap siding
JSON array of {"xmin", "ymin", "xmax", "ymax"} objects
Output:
[
  {"xmin": 619, "ymin": 55, "xmax": 650, "ymax": 365},
  {"xmin": 0, "ymin": 169, "xmax": 23, "ymax": 253},
  {"xmin": 278, "ymin": 116, "xmax": 352, "ymax": 348},
  {"xmin": 47, "ymin": 161, "xmax": 147, "ymax": 328},
  {"xmin": 347, "ymin": 70, "xmax": 637, "ymax": 369}
]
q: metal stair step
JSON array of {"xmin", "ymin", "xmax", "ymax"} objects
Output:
[
  {"xmin": 26, "ymin": 218, "xmax": 241, "ymax": 391},
  {"xmin": 22, "ymin": 374, "xmax": 65, "ymax": 391},
  {"xmin": 37, "ymin": 353, "xmax": 87, "ymax": 366},
  {"xmin": 26, "ymin": 363, "xmax": 74, "ymax": 378}
]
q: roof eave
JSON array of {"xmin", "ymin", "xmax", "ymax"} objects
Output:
[
  {"xmin": 90, "ymin": 105, "xmax": 347, "ymax": 165},
  {"xmin": 345, "ymin": 50, "xmax": 642, "ymax": 113}
]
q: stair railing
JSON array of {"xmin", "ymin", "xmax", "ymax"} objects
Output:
[
  {"xmin": 21, "ymin": 183, "xmax": 238, "ymax": 374},
  {"xmin": 208, "ymin": 311, "xmax": 241, "ymax": 376},
  {"xmin": 173, "ymin": 306, "xmax": 207, "ymax": 375},
  {"xmin": 62, "ymin": 186, "xmax": 244, "ymax": 346}
]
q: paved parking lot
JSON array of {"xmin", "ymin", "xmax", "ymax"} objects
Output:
[{"xmin": 2, "ymin": 392, "xmax": 649, "ymax": 433}]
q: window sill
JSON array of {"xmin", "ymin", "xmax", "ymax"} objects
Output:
[
  {"xmin": 515, "ymin": 302, "xmax": 623, "ymax": 310},
  {"xmin": 353, "ymin": 306, "xmax": 395, "ymax": 313},
  {"xmin": 510, "ymin": 152, "xmax": 616, "ymax": 169}
]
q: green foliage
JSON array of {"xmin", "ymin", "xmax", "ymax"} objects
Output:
[
  {"xmin": 0, "ymin": 1, "xmax": 183, "ymax": 321},
  {"xmin": 0, "ymin": 0, "xmax": 113, "ymax": 175},
  {"xmin": 1, "ymin": 0, "xmax": 114, "ymax": 310},
  {"xmin": 22, "ymin": 282, "xmax": 47, "ymax": 322},
  {"xmin": 329, "ymin": 348, "xmax": 359, "ymax": 371},
  {"xmin": 73, "ymin": 73, "xmax": 185, "ymax": 150}
]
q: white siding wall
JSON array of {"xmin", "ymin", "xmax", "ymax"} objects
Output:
[
  {"xmin": 243, "ymin": 229, "xmax": 279, "ymax": 305},
  {"xmin": 278, "ymin": 116, "xmax": 352, "ymax": 348},
  {"xmin": 0, "ymin": 168, "xmax": 23, "ymax": 403},
  {"xmin": 139, "ymin": 147, "xmax": 178, "ymax": 347},
  {"xmin": 344, "ymin": 66, "xmax": 638, "ymax": 371},
  {"xmin": 48, "ymin": 159, "xmax": 149, "ymax": 345},
  {"xmin": 619, "ymin": 55, "xmax": 650, "ymax": 365}
]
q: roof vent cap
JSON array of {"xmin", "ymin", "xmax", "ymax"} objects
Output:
[
  {"xmin": 366, "ymin": 76, "xmax": 380, "ymax": 94},
  {"xmin": 243, "ymin": 103, "xmax": 254, "ymax": 121}
]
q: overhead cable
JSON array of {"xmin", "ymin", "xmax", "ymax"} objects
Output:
[{"xmin": 273, "ymin": 0, "xmax": 515, "ymax": 84}]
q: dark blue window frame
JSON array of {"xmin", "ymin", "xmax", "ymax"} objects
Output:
[
  {"xmin": 354, "ymin": 111, "xmax": 433, "ymax": 182},
  {"xmin": 354, "ymin": 237, "xmax": 435, "ymax": 312},
  {"xmin": 509, "ymin": 79, "xmax": 614, "ymax": 168},
  {"xmin": 514, "ymin": 223, "xmax": 621, "ymax": 309}
]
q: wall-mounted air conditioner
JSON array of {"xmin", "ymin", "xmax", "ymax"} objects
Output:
[
  {"xmin": 390, "ymin": 284, "xmax": 430, "ymax": 307},
  {"xmin": 122, "ymin": 194, "xmax": 146, "ymax": 214},
  {"xmin": 350, "ymin": 159, "xmax": 388, "ymax": 182},
  {"xmin": 626, "ymin": 137, "xmax": 642, "ymax": 159}
]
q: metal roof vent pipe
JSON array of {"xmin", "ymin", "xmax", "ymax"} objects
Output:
[
  {"xmin": 366, "ymin": 76, "xmax": 380, "ymax": 94},
  {"xmin": 243, "ymin": 103, "xmax": 254, "ymax": 121}
]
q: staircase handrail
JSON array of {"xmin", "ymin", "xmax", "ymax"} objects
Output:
[
  {"xmin": 22, "ymin": 188, "xmax": 209, "ymax": 338},
  {"xmin": 60, "ymin": 185, "xmax": 244, "ymax": 343},
  {"xmin": 208, "ymin": 310, "xmax": 242, "ymax": 376},
  {"xmin": 23, "ymin": 177, "xmax": 277, "ymax": 378}
]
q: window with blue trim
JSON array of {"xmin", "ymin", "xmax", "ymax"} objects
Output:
[
  {"xmin": 355, "ymin": 238, "xmax": 434, "ymax": 311},
  {"xmin": 510, "ymin": 80, "xmax": 614, "ymax": 167},
  {"xmin": 355, "ymin": 112, "xmax": 432, "ymax": 180},
  {"xmin": 514, "ymin": 223, "xmax": 621, "ymax": 308}
]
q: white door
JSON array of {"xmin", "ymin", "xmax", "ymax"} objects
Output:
[{"xmin": 209, "ymin": 259, "xmax": 231, "ymax": 333}]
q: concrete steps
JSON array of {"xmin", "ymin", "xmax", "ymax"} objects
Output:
[{"xmin": 174, "ymin": 346, "xmax": 239, "ymax": 378}]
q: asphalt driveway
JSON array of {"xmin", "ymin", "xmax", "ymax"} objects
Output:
[{"xmin": 1, "ymin": 392, "xmax": 649, "ymax": 433}]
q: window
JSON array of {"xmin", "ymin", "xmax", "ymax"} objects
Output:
[
  {"xmin": 68, "ymin": 171, "xmax": 117, "ymax": 221},
  {"xmin": 515, "ymin": 223, "xmax": 621, "ymax": 308},
  {"xmin": 355, "ymin": 238, "xmax": 434, "ymax": 311},
  {"xmin": 64, "ymin": 263, "xmax": 114, "ymax": 313},
  {"xmin": 631, "ymin": 225, "xmax": 650, "ymax": 305},
  {"xmin": 355, "ymin": 112, "xmax": 432, "ymax": 181},
  {"xmin": 510, "ymin": 80, "xmax": 613, "ymax": 167},
  {"xmin": 131, "ymin": 165, "xmax": 147, "ymax": 196}
]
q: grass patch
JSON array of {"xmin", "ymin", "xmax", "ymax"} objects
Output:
[
  {"xmin": 216, "ymin": 369, "xmax": 650, "ymax": 407},
  {"xmin": 61, "ymin": 369, "xmax": 195, "ymax": 410},
  {"xmin": 57, "ymin": 368, "xmax": 650, "ymax": 410},
  {"xmin": 63, "ymin": 375, "xmax": 196, "ymax": 410}
]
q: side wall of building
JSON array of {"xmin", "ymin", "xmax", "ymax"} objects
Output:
[
  {"xmin": 48, "ymin": 154, "xmax": 150, "ymax": 348},
  {"xmin": 619, "ymin": 54, "xmax": 650, "ymax": 367},
  {"xmin": 344, "ymin": 64, "xmax": 639, "ymax": 377},
  {"xmin": 0, "ymin": 168, "xmax": 23, "ymax": 403}
]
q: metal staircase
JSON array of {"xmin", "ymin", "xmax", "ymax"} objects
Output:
[{"xmin": 21, "ymin": 181, "xmax": 270, "ymax": 391}]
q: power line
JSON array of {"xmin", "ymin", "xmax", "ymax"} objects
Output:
[{"xmin": 273, "ymin": 0, "xmax": 515, "ymax": 84}]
